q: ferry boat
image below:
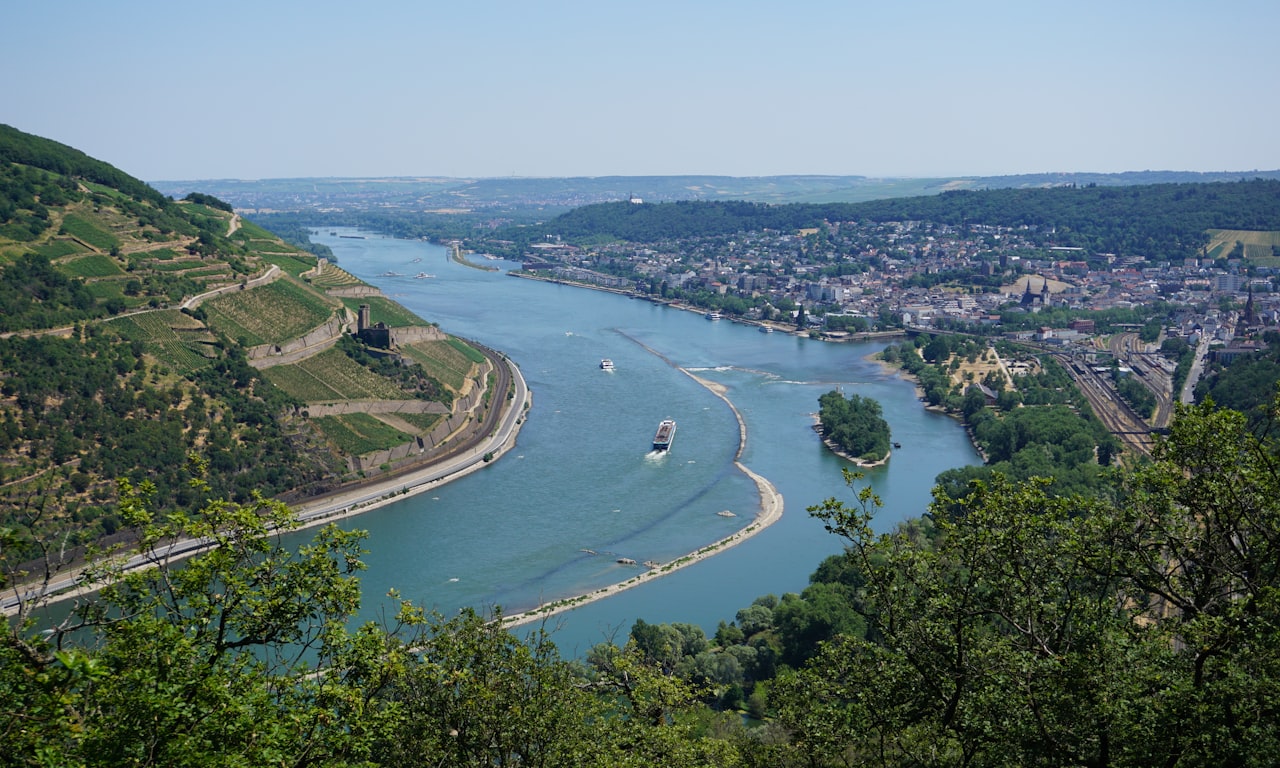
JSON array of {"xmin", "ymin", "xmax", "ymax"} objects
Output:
[
  {"xmin": 652, "ymin": 418, "xmax": 677, "ymax": 451},
  {"xmin": 599, "ymin": 358, "xmax": 615, "ymax": 371},
  {"xmin": 759, "ymin": 325, "xmax": 774, "ymax": 333},
  {"xmin": 705, "ymin": 312, "xmax": 722, "ymax": 321}
]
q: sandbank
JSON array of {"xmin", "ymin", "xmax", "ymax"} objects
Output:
[{"xmin": 503, "ymin": 365, "xmax": 784, "ymax": 629}]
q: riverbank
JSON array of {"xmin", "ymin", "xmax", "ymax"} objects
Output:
[
  {"xmin": 503, "ymin": 365, "xmax": 784, "ymax": 629},
  {"xmin": 2, "ymin": 353, "xmax": 532, "ymax": 617}
]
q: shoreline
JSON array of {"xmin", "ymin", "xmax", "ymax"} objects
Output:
[
  {"xmin": 503, "ymin": 364, "xmax": 784, "ymax": 629},
  {"xmin": 2, "ymin": 353, "xmax": 532, "ymax": 617}
]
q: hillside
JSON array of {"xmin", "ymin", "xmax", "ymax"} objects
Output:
[{"xmin": 0, "ymin": 125, "xmax": 506, "ymax": 564}]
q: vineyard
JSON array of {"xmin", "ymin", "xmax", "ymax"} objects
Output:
[
  {"xmin": 203, "ymin": 278, "xmax": 336, "ymax": 345},
  {"xmin": 63, "ymin": 254, "xmax": 123, "ymax": 278},
  {"xmin": 263, "ymin": 346, "xmax": 416, "ymax": 402},
  {"xmin": 395, "ymin": 411, "xmax": 445, "ymax": 432},
  {"xmin": 60, "ymin": 212, "xmax": 120, "ymax": 251},
  {"xmin": 107, "ymin": 310, "xmax": 219, "ymax": 374},
  {"xmin": 311, "ymin": 412, "xmax": 414, "ymax": 456},
  {"xmin": 309, "ymin": 261, "xmax": 365, "ymax": 290},
  {"xmin": 402, "ymin": 338, "xmax": 478, "ymax": 392},
  {"xmin": 35, "ymin": 240, "xmax": 85, "ymax": 259},
  {"xmin": 262, "ymin": 252, "xmax": 317, "ymax": 277},
  {"xmin": 339, "ymin": 295, "xmax": 426, "ymax": 327}
]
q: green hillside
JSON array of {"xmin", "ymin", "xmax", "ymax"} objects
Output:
[{"xmin": 0, "ymin": 126, "xmax": 479, "ymax": 561}]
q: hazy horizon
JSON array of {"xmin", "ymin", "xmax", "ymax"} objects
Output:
[{"xmin": 5, "ymin": 1, "xmax": 1278, "ymax": 181}]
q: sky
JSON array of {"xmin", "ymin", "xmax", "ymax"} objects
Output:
[{"xmin": 4, "ymin": 0, "xmax": 1278, "ymax": 181}]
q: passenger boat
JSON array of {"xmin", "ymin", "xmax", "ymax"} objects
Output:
[
  {"xmin": 652, "ymin": 418, "xmax": 677, "ymax": 451},
  {"xmin": 600, "ymin": 358, "xmax": 615, "ymax": 371}
]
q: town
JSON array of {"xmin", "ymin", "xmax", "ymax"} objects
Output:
[{"xmin": 482, "ymin": 209, "xmax": 1272, "ymax": 452}]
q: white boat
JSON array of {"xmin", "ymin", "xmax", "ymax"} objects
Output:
[
  {"xmin": 652, "ymin": 418, "xmax": 677, "ymax": 451},
  {"xmin": 759, "ymin": 325, "xmax": 774, "ymax": 333},
  {"xmin": 705, "ymin": 312, "xmax": 722, "ymax": 321},
  {"xmin": 414, "ymin": 272, "xmax": 435, "ymax": 279},
  {"xmin": 600, "ymin": 358, "xmax": 615, "ymax": 371}
]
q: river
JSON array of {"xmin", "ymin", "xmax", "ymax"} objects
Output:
[{"xmin": 289, "ymin": 230, "xmax": 981, "ymax": 655}]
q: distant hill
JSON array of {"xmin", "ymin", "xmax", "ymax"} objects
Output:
[
  {"xmin": 151, "ymin": 169, "xmax": 1280, "ymax": 218},
  {"xmin": 0, "ymin": 125, "xmax": 501, "ymax": 562}
]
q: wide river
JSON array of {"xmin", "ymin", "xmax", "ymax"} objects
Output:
[{"xmin": 289, "ymin": 230, "xmax": 980, "ymax": 655}]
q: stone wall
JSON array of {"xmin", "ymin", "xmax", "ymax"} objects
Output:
[
  {"xmin": 391, "ymin": 325, "xmax": 446, "ymax": 345},
  {"xmin": 247, "ymin": 314, "xmax": 351, "ymax": 368}
]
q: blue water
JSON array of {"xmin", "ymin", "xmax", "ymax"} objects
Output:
[{"xmin": 289, "ymin": 230, "xmax": 980, "ymax": 655}]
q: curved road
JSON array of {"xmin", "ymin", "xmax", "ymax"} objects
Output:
[{"xmin": 2, "ymin": 349, "xmax": 529, "ymax": 616}]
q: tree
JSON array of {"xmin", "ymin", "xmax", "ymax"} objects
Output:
[
  {"xmin": 1, "ymin": 467, "xmax": 423, "ymax": 767},
  {"xmin": 777, "ymin": 396, "xmax": 1280, "ymax": 766}
]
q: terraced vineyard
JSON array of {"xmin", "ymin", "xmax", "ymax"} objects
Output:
[
  {"xmin": 309, "ymin": 261, "xmax": 365, "ymax": 290},
  {"xmin": 60, "ymin": 212, "xmax": 120, "ymax": 251},
  {"xmin": 262, "ymin": 251, "xmax": 318, "ymax": 277},
  {"xmin": 338, "ymin": 295, "xmax": 427, "ymax": 327},
  {"xmin": 107, "ymin": 310, "xmax": 219, "ymax": 374},
  {"xmin": 402, "ymin": 338, "xmax": 478, "ymax": 391},
  {"xmin": 63, "ymin": 254, "xmax": 124, "ymax": 278},
  {"xmin": 203, "ymin": 278, "xmax": 337, "ymax": 345},
  {"xmin": 312, "ymin": 412, "xmax": 414, "ymax": 455},
  {"xmin": 263, "ymin": 346, "xmax": 416, "ymax": 401},
  {"xmin": 395, "ymin": 411, "xmax": 445, "ymax": 432}
]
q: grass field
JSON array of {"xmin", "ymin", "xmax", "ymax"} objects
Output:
[
  {"xmin": 312, "ymin": 413, "xmax": 414, "ymax": 456},
  {"xmin": 203, "ymin": 278, "xmax": 336, "ymax": 345},
  {"xmin": 263, "ymin": 346, "xmax": 415, "ymax": 402}
]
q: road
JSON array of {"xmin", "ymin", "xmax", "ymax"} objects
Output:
[{"xmin": 1, "ymin": 348, "xmax": 529, "ymax": 617}]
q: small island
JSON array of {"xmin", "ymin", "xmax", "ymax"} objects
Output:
[{"xmin": 816, "ymin": 389, "xmax": 891, "ymax": 466}]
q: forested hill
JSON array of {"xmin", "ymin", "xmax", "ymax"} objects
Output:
[
  {"xmin": 0, "ymin": 123, "xmax": 166, "ymax": 207},
  {"xmin": 533, "ymin": 179, "xmax": 1280, "ymax": 262}
]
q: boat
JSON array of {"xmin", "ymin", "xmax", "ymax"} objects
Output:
[
  {"xmin": 600, "ymin": 358, "xmax": 615, "ymax": 371},
  {"xmin": 705, "ymin": 312, "xmax": 722, "ymax": 321},
  {"xmin": 413, "ymin": 272, "xmax": 435, "ymax": 279},
  {"xmin": 759, "ymin": 325, "xmax": 774, "ymax": 333},
  {"xmin": 652, "ymin": 418, "xmax": 677, "ymax": 452}
]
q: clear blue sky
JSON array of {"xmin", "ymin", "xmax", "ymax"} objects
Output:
[{"xmin": 5, "ymin": 0, "xmax": 1278, "ymax": 181}]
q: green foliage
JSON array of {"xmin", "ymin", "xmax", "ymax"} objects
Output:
[
  {"xmin": 817, "ymin": 390, "xmax": 891, "ymax": 461},
  {"xmin": 339, "ymin": 294, "xmax": 426, "ymax": 328},
  {"xmin": 181, "ymin": 191, "xmax": 233, "ymax": 212},
  {"xmin": 61, "ymin": 253, "xmax": 124, "ymax": 278},
  {"xmin": 203, "ymin": 277, "xmax": 335, "ymax": 346},
  {"xmin": 59, "ymin": 212, "xmax": 120, "ymax": 251},
  {"xmin": 783, "ymin": 407, "xmax": 1280, "ymax": 766},
  {"xmin": 2, "ymin": 477, "xmax": 423, "ymax": 767},
  {"xmin": 0, "ymin": 253, "xmax": 101, "ymax": 331},
  {"xmin": 312, "ymin": 412, "xmax": 414, "ymax": 455},
  {"xmin": 0, "ymin": 123, "xmax": 168, "ymax": 207},
  {"xmin": 1194, "ymin": 334, "xmax": 1280, "ymax": 430},
  {"xmin": 446, "ymin": 336, "xmax": 487, "ymax": 364}
]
